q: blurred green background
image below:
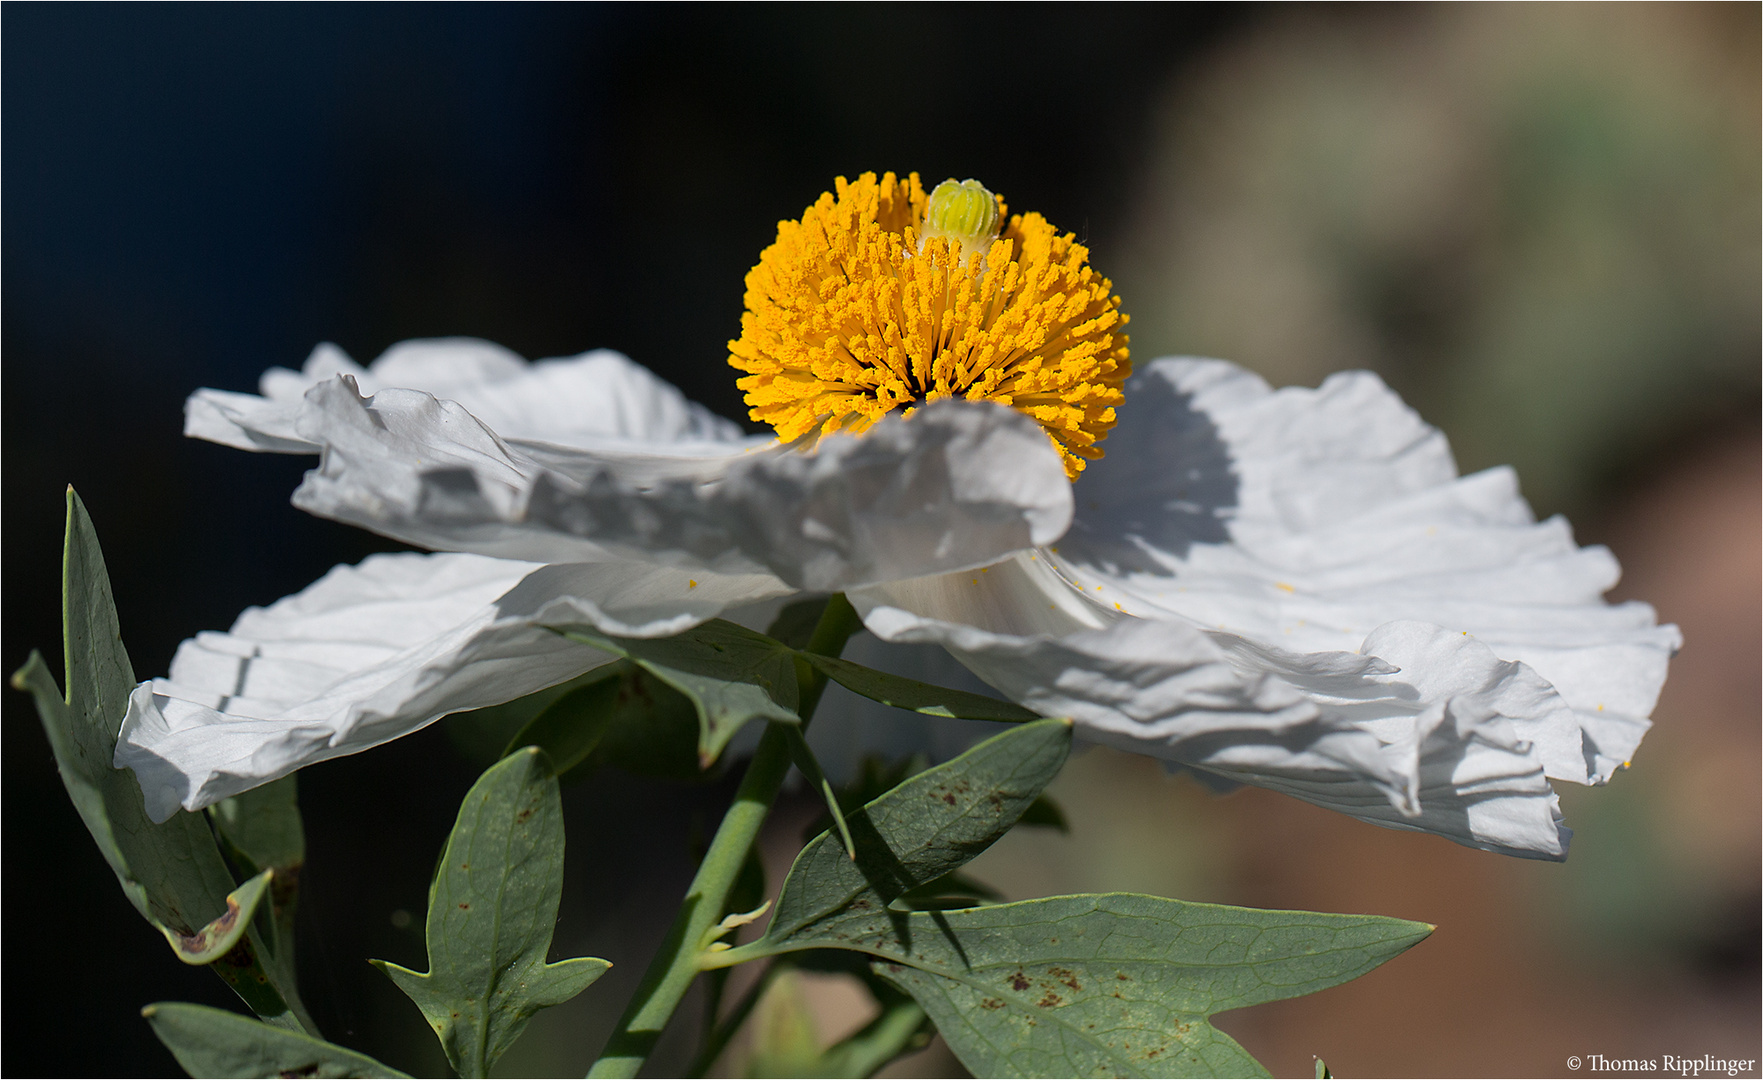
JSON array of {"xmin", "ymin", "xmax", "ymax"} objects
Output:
[{"xmin": 4, "ymin": 5, "xmax": 1755, "ymax": 1077}]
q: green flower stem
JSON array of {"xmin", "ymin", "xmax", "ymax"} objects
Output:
[{"xmin": 587, "ymin": 595, "xmax": 861, "ymax": 1078}]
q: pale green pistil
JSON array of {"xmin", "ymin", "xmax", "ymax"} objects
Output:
[{"xmin": 920, "ymin": 177, "xmax": 1001, "ymax": 262}]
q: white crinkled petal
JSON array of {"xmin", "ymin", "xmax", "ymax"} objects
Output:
[
  {"xmin": 1052, "ymin": 358, "xmax": 1679, "ymax": 786},
  {"xmin": 186, "ymin": 339, "xmax": 746, "ymax": 452},
  {"xmin": 852, "ymin": 356, "xmax": 1679, "ymax": 858},
  {"xmin": 185, "ymin": 340, "xmax": 1073, "ymax": 591},
  {"xmin": 115, "ymin": 551, "xmax": 793, "ymax": 822},
  {"xmin": 283, "ymin": 377, "xmax": 1068, "ymax": 590},
  {"xmin": 853, "ymin": 572, "xmax": 1569, "ymax": 858}
]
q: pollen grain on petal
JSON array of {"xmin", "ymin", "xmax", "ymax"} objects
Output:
[{"xmin": 727, "ymin": 171, "xmax": 1130, "ymax": 478}]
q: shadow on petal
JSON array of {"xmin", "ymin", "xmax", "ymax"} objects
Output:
[{"xmin": 1063, "ymin": 369, "xmax": 1239, "ymax": 574}]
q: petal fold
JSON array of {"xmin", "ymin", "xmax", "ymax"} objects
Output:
[
  {"xmin": 854, "ymin": 357, "xmax": 1680, "ymax": 859},
  {"xmin": 1066, "ymin": 358, "xmax": 1677, "ymax": 770},
  {"xmin": 185, "ymin": 339, "xmax": 745, "ymax": 451},
  {"xmin": 188, "ymin": 340, "xmax": 1071, "ymax": 592},
  {"xmin": 114, "ymin": 551, "xmax": 790, "ymax": 822},
  {"xmin": 854, "ymin": 580, "xmax": 1570, "ymax": 858}
]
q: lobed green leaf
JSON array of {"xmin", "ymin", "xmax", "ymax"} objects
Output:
[
  {"xmin": 866, "ymin": 894, "xmax": 1431, "ymax": 1078},
  {"xmin": 373, "ymin": 747, "xmax": 609, "ymax": 1078},
  {"xmin": 11, "ymin": 488, "xmax": 308, "ymax": 1029},
  {"xmin": 732, "ymin": 709, "xmax": 1430, "ymax": 1078}
]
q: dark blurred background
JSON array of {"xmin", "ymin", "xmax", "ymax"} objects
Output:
[{"xmin": 4, "ymin": 4, "xmax": 1756, "ymax": 1077}]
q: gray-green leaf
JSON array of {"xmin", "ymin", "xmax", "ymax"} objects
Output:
[
  {"xmin": 734, "ymin": 710, "xmax": 1430, "ymax": 1078},
  {"xmin": 372, "ymin": 746, "xmax": 610, "ymax": 1078},
  {"xmin": 865, "ymin": 895, "xmax": 1431, "ymax": 1078},
  {"xmin": 10, "ymin": 488, "xmax": 307, "ymax": 1029},
  {"xmin": 765, "ymin": 719, "xmax": 1072, "ymax": 949},
  {"xmin": 13, "ymin": 489, "xmax": 238, "ymax": 936},
  {"xmin": 143, "ymin": 1001, "xmax": 409, "ymax": 1078},
  {"xmin": 799, "ymin": 652, "xmax": 1040, "ymax": 722},
  {"xmin": 562, "ymin": 619, "xmax": 800, "ymax": 766},
  {"xmin": 163, "ymin": 870, "xmax": 272, "ymax": 965}
]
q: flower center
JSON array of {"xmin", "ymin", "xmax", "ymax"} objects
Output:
[{"xmin": 727, "ymin": 171, "xmax": 1131, "ymax": 478}]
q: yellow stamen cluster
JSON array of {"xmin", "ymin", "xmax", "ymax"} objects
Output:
[{"xmin": 727, "ymin": 171, "xmax": 1130, "ymax": 478}]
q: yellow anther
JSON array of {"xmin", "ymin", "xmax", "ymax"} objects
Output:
[{"xmin": 727, "ymin": 172, "xmax": 1130, "ymax": 479}]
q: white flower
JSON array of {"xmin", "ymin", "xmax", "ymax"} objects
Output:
[
  {"xmin": 121, "ymin": 338, "xmax": 1071, "ymax": 821},
  {"xmin": 853, "ymin": 357, "xmax": 1680, "ymax": 858},
  {"xmin": 119, "ymin": 337, "xmax": 1677, "ymax": 859}
]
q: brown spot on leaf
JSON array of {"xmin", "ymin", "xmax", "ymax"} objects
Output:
[
  {"xmin": 980, "ymin": 998, "xmax": 1005, "ymax": 1010},
  {"xmin": 1048, "ymin": 966, "xmax": 1080, "ymax": 991},
  {"xmin": 1115, "ymin": 972, "xmax": 1130, "ymax": 981},
  {"xmin": 1009, "ymin": 971, "xmax": 1031, "ymax": 992},
  {"xmin": 515, "ymin": 808, "xmax": 534, "ymax": 824},
  {"xmin": 458, "ymin": 903, "xmax": 471, "ymax": 910},
  {"xmin": 173, "ymin": 896, "xmax": 242, "ymax": 957},
  {"xmin": 941, "ymin": 793, "xmax": 956, "ymax": 806},
  {"xmin": 1037, "ymin": 991, "xmax": 1062, "ymax": 1008}
]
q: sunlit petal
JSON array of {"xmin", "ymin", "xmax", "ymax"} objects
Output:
[
  {"xmin": 855, "ymin": 357, "xmax": 1679, "ymax": 858},
  {"xmin": 114, "ymin": 550, "xmax": 789, "ymax": 821}
]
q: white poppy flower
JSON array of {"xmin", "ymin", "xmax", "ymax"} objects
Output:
[
  {"xmin": 123, "ymin": 336, "xmax": 1070, "ymax": 822},
  {"xmin": 117, "ymin": 172, "xmax": 1677, "ymax": 860},
  {"xmin": 852, "ymin": 357, "xmax": 1680, "ymax": 858}
]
